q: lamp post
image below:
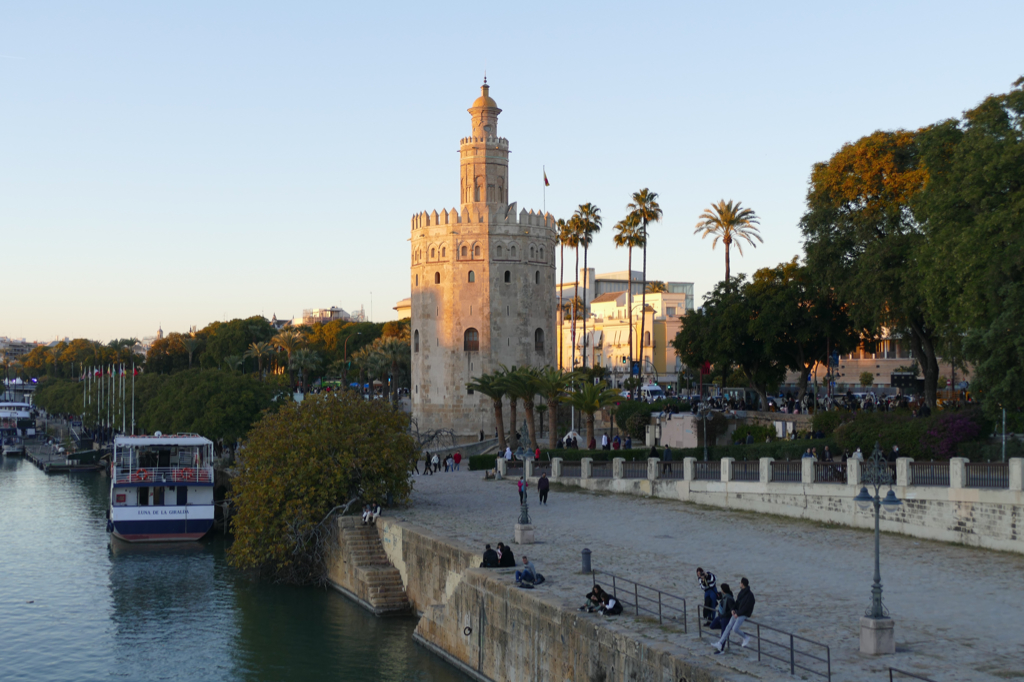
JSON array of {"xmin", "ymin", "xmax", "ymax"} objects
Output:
[
  {"xmin": 853, "ymin": 441, "xmax": 902, "ymax": 654},
  {"xmin": 697, "ymin": 402, "xmax": 712, "ymax": 461}
]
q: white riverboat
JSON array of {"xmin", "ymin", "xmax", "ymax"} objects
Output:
[{"xmin": 108, "ymin": 433, "xmax": 215, "ymax": 542}]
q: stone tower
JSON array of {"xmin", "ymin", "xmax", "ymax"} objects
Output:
[{"xmin": 410, "ymin": 81, "xmax": 557, "ymax": 440}]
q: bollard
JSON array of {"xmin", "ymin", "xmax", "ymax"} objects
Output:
[{"xmin": 581, "ymin": 548, "xmax": 592, "ymax": 574}]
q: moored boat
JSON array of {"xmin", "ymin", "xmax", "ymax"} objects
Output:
[{"xmin": 108, "ymin": 433, "xmax": 215, "ymax": 542}]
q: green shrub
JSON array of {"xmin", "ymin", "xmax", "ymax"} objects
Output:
[
  {"xmin": 812, "ymin": 410, "xmax": 850, "ymax": 436},
  {"xmin": 731, "ymin": 424, "xmax": 776, "ymax": 444},
  {"xmin": 831, "ymin": 408, "xmax": 989, "ymax": 460}
]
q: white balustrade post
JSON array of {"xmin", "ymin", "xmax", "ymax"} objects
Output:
[
  {"xmin": 949, "ymin": 457, "xmax": 967, "ymax": 489},
  {"xmin": 581, "ymin": 457, "xmax": 593, "ymax": 480},
  {"xmin": 683, "ymin": 457, "xmax": 696, "ymax": 481},
  {"xmin": 802, "ymin": 457, "xmax": 815, "ymax": 484},
  {"xmin": 896, "ymin": 457, "xmax": 913, "ymax": 487},
  {"xmin": 760, "ymin": 457, "xmax": 774, "ymax": 484},
  {"xmin": 846, "ymin": 458, "xmax": 861, "ymax": 486},
  {"xmin": 647, "ymin": 457, "xmax": 660, "ymax": 481},
  {"xmin": 551, "ymin": 457, "xmax": 563, "ymax": 480},
  {"xmin": 612, "ymin": 457, "xmax": 625, "ymax": 479},
  {"xmin": 721, "ymin": 457, "xmax": 734, "ymax": 482},
  {"xmin": 1009, "ymin": 458, "xmax": 1023, "ymax": 492}
]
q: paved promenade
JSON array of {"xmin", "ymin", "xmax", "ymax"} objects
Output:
[{"xmin": 400, "ymin": 468, "xmax": 1024, "ymax": 682}]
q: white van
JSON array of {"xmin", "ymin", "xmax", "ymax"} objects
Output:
[{"xmin": 639, "ymin": 385, "xmax": 666, "ymax": 401}]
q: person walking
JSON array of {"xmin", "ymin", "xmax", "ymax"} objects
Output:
[
  {"xmin": 538, "ymin": 472, "xmax": 550, "ymax": 505},
  {"xmin": 713, "ymin": 577, "xmax": 755, "ymax": 654},
  {"xmin": 601, "ymin": 433, "xmax": 609, "ymax": 450},
  {"xmin": 662, "ymin": 445, "xmax": 673, "ymax": 474},
  {"xmin": 453, "ymin": 451, "xmax": 462, "ymax": 471},
  {"xmin": 518, "ymin": 477, "xmax": 528, "ymax": 503},
  {"xmin": 696, "ymin": 567, "xmax": 717, "ymax": 624},
  {"xmin": 431, "ymin": 453, "xmax": 440, "ymax": 473}
]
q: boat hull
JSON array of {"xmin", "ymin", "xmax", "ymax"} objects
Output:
[{"xmin": 111, "ymin": 518, "xmax": 214, "ymax": 543}]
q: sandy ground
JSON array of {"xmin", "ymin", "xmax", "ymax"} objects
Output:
[{"xmin": 397, "ymin": 466, "xmax": 1024, "ymax": 682}]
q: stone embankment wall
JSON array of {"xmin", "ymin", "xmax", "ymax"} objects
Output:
[
  {"xmin": 326, "ymin": 517, "xmax": 411, "ymax": 615},
  {"xmin": 513, "ymin": 456, "xmax": 1024, "ymax": 554},
  {"xmin": 374, "ymin": 518, "xmax": 724, "ymax": 682}
]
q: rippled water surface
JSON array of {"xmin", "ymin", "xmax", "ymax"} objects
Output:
[{"xmin": 0, "ymin": 456, "xmax": 468, "ymax": 682}]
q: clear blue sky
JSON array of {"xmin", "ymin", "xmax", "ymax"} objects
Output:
[{"xmin": 3, "ymin": 1, "xmax": 1021, "ymax": 342}]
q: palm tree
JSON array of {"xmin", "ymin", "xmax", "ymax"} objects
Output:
[
  {"xmin": 222, "ymin": 354, "xmax": 244, "ymax": 372},
  {"xmin": 646, "ymin": 280, "xmax": 668, "ymax": 293},
  {"xmin": 561, "ymin": 296, "xmax": 584, "ymax": 320},
  {"xmin": 574, "ymin": 203, "xmax": 602, "ymax": 368},
  {"xmin": 557, "ymin": 218, "xmax": 573, "ymax": 369},
  {"xmin": 289, "ymin": 348, "xmax": 322, "ymax": 392},
  {"xmin": 625, "ymin": 189, "xmax": 663, "ymax": 384},
  {"xmin": 693, "ymin": 199, "xmax": 762, "ymax": 282},
  {"xmin": 563, "ymin": 216, "xmax": 582, "ymax": 371},
  {"xmin": 377, "ymin": 337, "xmax": 409, "ymax": 402},
  {"xmin": 613, "ymin": 214, "xmax": 644, "ymax": 377},
  {"xmin": 565, "ymin": 381, "xmax": 621, "ymax": 448},
  {"xmin": 178, "ymin": 337, "xmax": 202, "ymax": 369},
  {"xmin": 271, "ymin": 330, "xmax": 305, "ymax": 387},
  {"xmin": 244, "ymin": 341, "xmax": 274, "ymax": 378},
  {"xmin": 466, "ymin": 372, "xmax": 508, "ymax": 452},
  {"xmin": 501, "ymin": 366, "xmax": 542, "ymax": 451},
  {"xmin": 535, "ymin": 367, "xmax": 576, "ymax": 448}
]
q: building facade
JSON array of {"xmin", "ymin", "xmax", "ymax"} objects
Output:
[{"xmin": 410, "ymin": 82, "xmax": 557, "ymax": 439}]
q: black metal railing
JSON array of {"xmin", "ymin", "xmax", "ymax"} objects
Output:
[
  {"xmin": 860, "ymin": 462, "xmax": 897, "ymax": 484},
  {"xmin": 660, "ymin": 461, "xmax": 686, "ymax": 479},
  {"xmin": 732, "ymin": 460, "xmax": 760, "ymax": 482},
  {"xmin": 699, "ymin": 617, "xmax": 831, "ymax": 681},
  {"xmin": 621, "ymin": 461, "xmax": 648, "ymax": 479},
  {"xmin": 889, "ymin": 668, "xmax": 938, "ymax": 682},
  {"xmin": 965, "ymin": 462, "xmax": 1009, "ymax": 489},
  {"xmin": 910, "ymin": 462, "xmax": 949, "ymax": 487},
  {"xmin": 814, "ymin": 462, "xmax": 847, "ymax": 484},
  {"xmin": 590, "ymin": 461, "xmax": 613, "ymax": 478},
  {"xmin": 532, "ymin": 463, "xmax": 551, "ymax": 477},
  {"xmin": 771, "ymin": 460, "xmax": 802, "ymax": 483},
  {"xmin": 559, "ymin": 462, "xmax": 581, "ymax": 478},
  {"xmin": 694, "ymin": 460, "xmax": 721, "ymax": 481},
  {"xmin": 591, "ymin": 571, "xmax": 687, "ymax": 630}
]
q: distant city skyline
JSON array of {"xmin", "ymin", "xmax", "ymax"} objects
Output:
[{"xmin": 3, "ymin": 1, "xmax": 1021, "ymax": 342}]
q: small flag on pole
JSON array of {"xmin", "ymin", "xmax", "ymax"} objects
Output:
[{"xmin": 543, "ymin": 169, "xmax": 549, "ymax": 187}]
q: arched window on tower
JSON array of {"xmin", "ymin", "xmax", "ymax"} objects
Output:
[
  {"xmin": 540, "ymin": 247, "xmax": 544, "ymax": 260},
  {"xmin": 474, "ymin": 245, "xmax": 480, "ymax": 257},
  {"xmin": 464, "ymin": 328, "xmax": 479, "ymax": 352},
  {"xmin": 535, "ymin": 270, "xmax": 540, "ymax": 284},
  {"xmin": 441, "ymin": 246, "xmax": 446, "ymax": 258},
  {"xmin": 474, "ymin": 178, "xmax": 481, "ymax": 202},
  {"xmin": 644, "ymin": 331, "xmax": 651, "ymax": 347},
  {"xmin": 504, "ymin": 270, "xmax": 511, "ymax": 283},
  {"xmin": 461, "ymin": 245, "xmax": 467, "ymax": 258},
  {"xmin": 530, "ymin": 246, "xmax": 535, "ymax": 259},
  {"xmin": 415, "ymin": 274, "xmax": 419, "ymax": 286},
  {"xmin": 496, "ymin": 245, "xmax": 503, "ymax": 258},
  {"xmin": 434, "ymin": 272, "xmax": 441, "ymax": 284},
  {"xmin": 468, "ymin": 271, "xmax": 475, "ymax": 283},
  {"xmin": 511, "ymin": 246, "xmax": 517, "ymax": 259},
  {"xmin": 414, "ymin": 330, "xmax": 419, "ymax": 352},
  {"xmin": 534, "ymin": 328, "xmax": 544, "ymax": 353},
  {"xmin": 430, "ymin": 248, "xmax": 435, "ymax": 259}
]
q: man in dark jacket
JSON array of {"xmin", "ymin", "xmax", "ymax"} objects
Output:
[
  {"xmin": 713, "ymin": 577, "xmax": 755, "ymax": 654},
  {"xmin": 538, "ymin": 473, "xmax": 550, "ymax": 504},
  {"xmin": 497, "ymin": 542, "xmax": 516, "ymax": 568},
  {"xmin": 480, "ymin": 544, "xmax": 499, "ymax": 568}
]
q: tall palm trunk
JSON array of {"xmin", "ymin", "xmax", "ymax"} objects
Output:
[
  {"xmin": 627, "ymin": 246, "xmax": 634, "ymax": 377},
  {"xmin": 559, "ymin": 242, "xmax": 565, "ymax": 369},
  {"xmin": 724, "ymin": 236, "xmax": 732, "ymax": 281},
  {"xmin": 582, "ymin": 245, "xmax": 589, "ymax": 368},
  {"xmin": 585, "ymin": 412, "xmax": 595, "ymax": 448},
  {"xmin": 547, "ymin": 400, "xmax": 559, "ymax": 448},
  {"xmin": 524, "ymin": 397, "xmax": 538, "ymax": 451},
  {"xmin": 639, "ymin": 228, "xmax": 648, "ymax": 382},
  {"xmin": 508, "ymin": 397, "xmax": 519, "ymax": 450},
  {"xmin": 492, "ymin": 398, "xmax": 507, "ymax": 451},
  {"xmin": 572, "ymin": 246, "xmax": 580, "ymax": 370}
]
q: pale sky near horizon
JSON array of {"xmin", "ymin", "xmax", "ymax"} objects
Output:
[{"xmin": 2, "ymin": 1, "xmax": 1021, "ymax": 343}]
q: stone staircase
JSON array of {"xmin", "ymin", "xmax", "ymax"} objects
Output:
[{"xmin": 338, "ymin": 523, "xmax": 410, "ymax": 615}]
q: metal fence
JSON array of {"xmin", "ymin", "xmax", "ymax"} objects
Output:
[
  {"xmin": 889, "ymin": 668, "xmax": 938, "ymax": 682},
  {"xmin": 622, "ymin": 461, "xmax": 648, "ymax": 479},
  {"xmin": 699, "ymin": 617, "xmax": 831, "ymax": 681},
  {"xmin": 910, "ymin": 462, "xmax": 949, "ymax": 486},
  {"xmin": 661, "ymin": 463, "xmax": 686, "ymax": 479},
  {"xmin": 732, "ymin": 460, "xmax": 760, "ymax": 482},
  {"xmin": 558, "ymin": 462, "xmax": 581, "ymax": 479},
  {"xmin": 591, "ymin": 571, "xmax": 687, "ymax": 630},
  {"xmin": 771, "ymin": 461, "xmax": 802, "ymax": 483},
  {"xmin": 814, "ymin": 462, "xmax": 847, "ymax": 484},
  {"xmin": 591, "ymin": 461, "xmax": 613, "ymax": 478},
  {"xmin": 533, "ymin": 463, "xmax": 551, "ymax": 477},
  {"xmin": 965, "ymin": 462, "xmax": 1009, "ymax": 489},
  {"xmin": 861, "ymin": 462, "xmax": 897, "ymax": 484},
  {"xmin": 694, "ymin": 460, "xmax": 721, "ymax": 481}
]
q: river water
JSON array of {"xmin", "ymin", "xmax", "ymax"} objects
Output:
[{"xmin": 0, "ymin": 456, "xmax": 468, "ymax": 682}]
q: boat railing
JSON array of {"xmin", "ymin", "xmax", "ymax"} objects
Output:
[{"xmin": 113, "ymin": 466, "xmax": 213, "ymax": 484}]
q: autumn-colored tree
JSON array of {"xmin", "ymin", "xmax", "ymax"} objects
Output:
[{"xmin": 228, "ymin": 393, "xmax": 416, "ymax": 585}]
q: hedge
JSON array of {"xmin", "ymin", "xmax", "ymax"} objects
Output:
[{"xmin": 832, "ymin": 408, "xmax": 990, "ymax": 460}]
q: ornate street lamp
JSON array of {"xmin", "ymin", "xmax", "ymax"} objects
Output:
[
  {"xmin": 854, "ymin": 441, "xmax": 901, "ymax": 653},
  {"xmin": 697, "ymin": 402, "xmax": 713, "ymax": 461}
]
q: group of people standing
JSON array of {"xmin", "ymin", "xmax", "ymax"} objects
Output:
[
  {"xmin": 418, "ymin": 451, "xmax": 461, "ymax": 474},
  {"xmin": 697, "ymin": 568, "xmax": 756, "ymax": 654}
]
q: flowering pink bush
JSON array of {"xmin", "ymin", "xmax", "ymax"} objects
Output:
[{"xmin": 920, "ymin": 410, "xmax": 983, "ymax": 460}]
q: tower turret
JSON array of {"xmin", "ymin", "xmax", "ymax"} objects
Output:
[{"xmin": 460, "ymin": 79, "xmax": 510, "ymax": 207}]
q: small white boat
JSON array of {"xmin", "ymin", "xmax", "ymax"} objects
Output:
[{"xmin": 108, "ymin": 433, "xmax": 215, "ymax": 542}]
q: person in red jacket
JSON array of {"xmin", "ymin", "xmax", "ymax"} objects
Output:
[{"xmin": 453, "ymin": 451, "xmax": 462, "ymax": 471}]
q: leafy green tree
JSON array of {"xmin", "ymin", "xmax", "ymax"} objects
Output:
[
  {"xmin": 565, "ymin": 381, "xmax": 621, "ymax": 446},
  {"xmin": 199, "ymin": 317, "xmax": 275, "ymax": 369},
  {"xmin": 574, "ymin": 203, "xmax": 602, "ymax": 368},
  {"xmin": 271, "ymin": 330, "xmax": 305, "ymax": 387},
  {"xmin": 625, "ymin": 188, "xmax": 663, "ymax": 381},
  {"xmin": 289, "ymin": 348, "xmax": 322, "ymax": 392},
  {"xmin": 179, "ymin": 337, "xmax": 203, "ymax": 370},
  {"xmin": 915, "ymin": 77, "xmax": 1024, "ymax": 423},
  {"xmin": 145, "ymin": 332, "xmax": 193, "ymax": 374},
  {"xmin": 466, "ymin": 372, "xmax": 508, "ymax": 451},
  {"xmin": 613, "ymin": 214, "xmax": 644, "ymax": 374},
  {"xmin": 228, "ymin": 392, "xmax": 416, "ymax": 585},
  {"xmin": 800, "ymin": 130, "xmax": 942, "ymax": 406},
  {"xmin": 860, "ymin": 371, "xmax": 875, "ymax": 388},
  {"xmin": 244, "ymin": 341, "xmax": 274, "ymax": 377},
  {"xmin": 694, "ymin": 199, "xmax": 762, "ymax": 282}
]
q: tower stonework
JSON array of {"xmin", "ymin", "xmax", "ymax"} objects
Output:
[{"xmin": 410, "ymin": 82, "xmax": 557, "ymax": 440}]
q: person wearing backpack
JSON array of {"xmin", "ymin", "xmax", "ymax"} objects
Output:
[{"xmin": 713, "ymin": 577, "xmax": 755, "ymax": 653}]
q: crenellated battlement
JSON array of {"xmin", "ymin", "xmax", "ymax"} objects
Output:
[
  {"xmin": 459, "ymin": 136, "xmax": 509, "ymax": 148},
  {"xmin": 411, "ymin": 204, "xmax": 556, "ymax": 231}
]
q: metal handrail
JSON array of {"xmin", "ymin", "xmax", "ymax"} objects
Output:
[
  {"xmin": 590, "ymin": 461, "xmax": 613, "ymax": 478},
  {"xmin": 113, "ymin": 465, "xmax": 212, "ymax": 484},
  {"xmin": 889, "ymin": 668, "xmax": 938, "ymax": 682},
  {"xmin": 694, "ymin": 461, "xmax": 720, "ymax": 481},
  {"xmin": 732, "ymin": 460, "xmax": 759, "ymax": 481},
  {"xmin": 560, "ymin": 462, "xmax": 581, "ymax": 478},
  {"xmin": 771, "ymin": 460, "xmax": 802, "ymax": 483},
  {"xmin": 621, "ymin": 461, "xmax": 647, "ymax": 479},
  {"xmin": 965, "ymin": 462, "xmax": 1009, "ymax": 489},
  {"xmin": 814, "ymin": 461, "xmax": 847, "ymax": 484},
  {"xmin": 591, "ymin": 571, "xmax": 687, "ymax": 631},
  {"xmin": 699, "ymin": 614, "xmax": 831, "ymax": 681}
]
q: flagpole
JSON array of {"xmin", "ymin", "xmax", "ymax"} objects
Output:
[
  {"xmin": 132, "ymin": 362, "xmax": 135, "ymax": 436},
  {"xmin": 543, "ymin": 165, "xmax": 546, "ymax": 213}
]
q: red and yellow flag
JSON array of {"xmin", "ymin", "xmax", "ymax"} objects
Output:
[{"xmin": 543, "ymin": 169, "xmax": 549, "ymax": 187}]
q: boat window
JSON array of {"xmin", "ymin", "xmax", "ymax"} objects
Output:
[
  {"xmin": 154, "ymin": 487, "xmax": 165, "ymax": 506},
  {"xmin": 138, "ymin": 486, "xmax": 149, "ymax": 506},
  {"xmin": 177, "ymin": 487, "xmax": 188, "ymax": 505}
]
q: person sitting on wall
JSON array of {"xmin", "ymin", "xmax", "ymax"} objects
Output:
[
  {"xmin": 579, "ymin": 584, "xmax": 608, "ymax": 612},
  {"xmin": 709, "ymin": 584, "xmax": 735, "ymax": 631},
  {"xmin": 598, "ymin": 592, "xmax": 623, "ymax": 616},
  {"xmin": 515, "ymin": 556, "xmax": 544, "ymax": 587},
  {"xmin": 497, "ymin": 542, "xmax": 516, "ymax": 568},
  {"xmin": 371, "ymin": 502, "xmax": 382, "ymax": 525},
  {"xmin": 361, "ymin": 504, "xmax": 372, "ymax": 525},
  {"xmin": 480, "ymin": 543, "xmax": 500, "ymax": 568}
]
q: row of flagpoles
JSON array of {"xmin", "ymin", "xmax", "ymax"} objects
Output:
[{"xmin": 78, "ymin": 363, "xmax": 136, "ymax": 436}]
